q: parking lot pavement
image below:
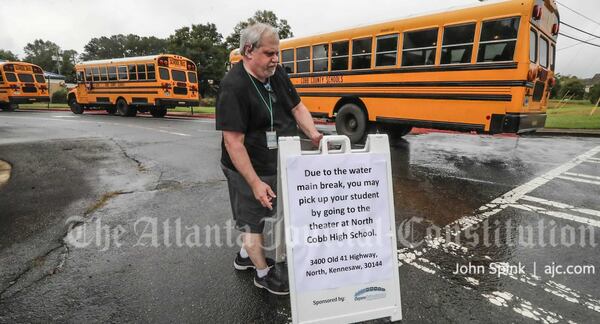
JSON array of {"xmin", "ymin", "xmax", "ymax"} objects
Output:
[
  {"xmin": 399, "ymin": 144, "xmax": 600, "ymax": 323},
  {"xmin": 0, "ymin": 111, "xmax": 598, "ymax": 323}
]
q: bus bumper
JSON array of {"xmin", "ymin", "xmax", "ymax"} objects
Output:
[
  {"xmin": 489, "ymin": 113, "xmax": 547, "ymax": 134},
  {"xmin": 9, "ymin": 96, "xmax": 50, "ymax": 104},
  {"xmin": 155, "ymin": 99, "xmax": 200, "ymax": 108}
]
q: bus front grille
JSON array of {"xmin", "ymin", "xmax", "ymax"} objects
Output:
[
  {"xmin": 173, "ymin": 87, "xmax": 188, "ymax": 95},
  {"xmin": 532, "ymin": 81, "xmax": 545, "ymax": 102},
  {"xmin": 22, "ymin": 86, "xmax": 38, "ymax": 93}
]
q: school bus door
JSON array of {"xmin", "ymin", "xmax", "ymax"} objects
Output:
[{"xmin": 76, "ymin": 69, "xmax": 89, "ymax": 104}]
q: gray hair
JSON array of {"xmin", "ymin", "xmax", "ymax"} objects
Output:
[{"xmin": 239, "ymin": 23, "xmax": 279, "ymax": 56}]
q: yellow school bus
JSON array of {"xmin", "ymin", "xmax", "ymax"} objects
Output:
[
  {"xmin": 232, "ymin": 0, "xmax": 559, "ymax": 143},
  {"xmin": 0, "ymin": 61, "xmax": 50, "ymax": 111},
  {"xmin": 68, "ymin": 54, "xmax": 200, "ymax": 117}
]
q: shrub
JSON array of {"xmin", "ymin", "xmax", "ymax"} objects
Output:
[
  {"xmin": 51, "ymin": 88, "xmax": 68, "ymax": 103},
  {"xmin": 200, "ymin": 97, "xmax": 216, "ymax": 107},
  {"xmin": 589, "ymin": 84, "xmax": 600, "ymax": 105}
]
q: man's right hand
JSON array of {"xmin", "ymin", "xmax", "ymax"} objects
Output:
[{"xmin": 251, "ymin": 180, "xmax": 276, "ymax": 210}]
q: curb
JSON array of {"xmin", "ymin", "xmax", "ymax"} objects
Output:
[{"xmin": 533, "ymin": 129, "xmax": 600, "ymax": 138}]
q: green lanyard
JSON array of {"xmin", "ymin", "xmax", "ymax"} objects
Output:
[{"xmin": 246, "ymin": 71, "xmax": 273, "ymax": 131}]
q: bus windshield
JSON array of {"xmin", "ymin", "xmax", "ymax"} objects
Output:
[{"xmin": 172, "ymin": 70, "xmax": 186, "ymax": 82}]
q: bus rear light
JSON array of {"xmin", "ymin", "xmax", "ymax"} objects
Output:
[
  {"xmin": 551, "ymin": 23, "xmax": 560, "ymax": 36},
  {"xmin": 486, "ymin": 115, "xmax": 491, "ymax": 121},
  {"xmin": 532, "ymin": 5, "xmax": 543, "ymax": 20},
  {"xmin": 189, "ymin": 85, "xmax": 198, "ymax": 92},
  {"xmin": 161, "ymin": 82, "xmax": 172, "ymax": 90}
]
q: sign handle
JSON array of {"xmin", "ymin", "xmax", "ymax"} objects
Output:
[{"xmin": 319, "ymin": 135, "xmax": 352, "ymax": 155}]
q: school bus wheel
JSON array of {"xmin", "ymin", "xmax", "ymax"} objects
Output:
[
  {"xmin": 0, "ymin": 103, "xmax": 17, "ymax": 112},
  {"xmin": 150, "ymin": 107, "xmax": 167, "ymax": 118},
  {"xmin": 335, "ymin": 103, "xmax": 367, "ymax": 144},
  {"xmin": 106, "ymin": 106, "xmax": 117, "ymax": 115},
  {"xmin": 69, "ymin": 98, "xmax": 83, "ymax": 114},
  {"xmin": 116, "ymin": 98, "xmax": 136, "ymax": 117}
]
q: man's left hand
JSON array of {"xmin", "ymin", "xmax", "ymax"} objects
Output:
[{"xmin": 310, "ymin": 132, "xmax": 323, "ymax": 147}]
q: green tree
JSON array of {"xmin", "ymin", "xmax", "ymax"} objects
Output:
[
  {"xmin": 0, "ymin": 49, "xmax": 18, "ymax": 61},
  {"xmin": 589, "ymin": 84, "xmax": 600, "ymax": 105},
  {"xmin": 167, "ymin": 23, "xmax": 228, "ymax": 97},
  {"xmin": 23, "ymin": 39, "xmax": 61, "ymax": 72},
  {"xmin": 549, "ymin": 73, "xmax": 562, "ymax": 99},
  {"xmin": 558, "ymin": 77, "xmax": 585, "ymax": 100},
  {"xmin": 225, "ymin": 10, "xmax": 293, "ymax": 51},
  {"xmin": 81, "ymin": 34, "xmax": 167, "ymax": 61},
  {"xmin": 60, "ymin": 50, "xmax": 78, "ymax": 83}
]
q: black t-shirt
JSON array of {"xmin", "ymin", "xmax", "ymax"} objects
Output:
[{"xmin": 216, "ymin": 63, "xmax": 301, "ymax": 176}]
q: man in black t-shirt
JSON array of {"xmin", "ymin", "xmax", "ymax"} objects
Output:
[{"xmin": 216, "ymin": 23, "xmax": 322, "ymax": 295}]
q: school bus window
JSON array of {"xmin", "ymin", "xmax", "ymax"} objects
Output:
[
  {"xmin": 35, "ymin": 74, "xmax": 45, "ymax": 83},
  {"xmin": 0, "ymin": 73, "xmax": 3, "ymax": 83},
  {"xmin": 539, "ymin": 36, "xmax": 549, "ymax": 68},
  {"xmin": 530, "ymin": 29, "xmax": 538, "ymax": 63},
  {"xmin": 92, "ymin": 67, "xmax": 100, "ymax": 82},
  {"xmin": 187, "ymin": 71, "xmax": 197, "ymax": 83},
  {"xmin": 5, "ymin": 73, "xmax": 17, "ymax": 82},
  {"xmin": 312, "ymin": 44, "xmax": 329, "ymax": 72},
  {"xmin": 296, "ymin": 47, "xmax": 310, "ymax": 73},
  {"xmin": 147, "ymin": 64, "xmax": 156, "ymax": 80},
  {"xmin": 128, "ymin": 65, "xmax": 137, "ymax": 80},
  {"xmin": 477, "ymin": 17, "xmax": 520, "ymax": 63},
  {"xmin": 352, "ymin": 37, "xmax": 372, "ymax": 70},
  {"xmin": 159, "ymin": 67, "xmax": 170, "ymax": 80},
  {"xmin": 137, "ymin": 64, "xmax": 147, "ymax": 80},
  {"xmin": 18, "ymin": 73, "xmax": 34, "ymax": 83},
  {"xmin": 550, "ymin": 44, "xmax": 556, "ymax": 71},
  {"xmin": 441, "ymin": 23, "xmax": 475, "ymax": 65},
  {"xmin": 172, "ymin": 70, "xmax": 186, "ymax": 82},
  {"xmin": 118, "ymin": 66, "xmax": 128, "ymax": 80},
  {"xmin": 85, "ymin": 68, "xmax": 92, "ymax": 82},
  {"xmin": 99, "ymin": 67, "xmax": 107, "ymax": 81},
  {"xmin": 281, "ymin": 49, "xmax": 294, "ymax": 73},
  {"xmin": 76, "ymin": 71, "xmax": 84, "ymax": 83},
  {"xmin": 108, "ymin": 66, "xmax": 117, "ymax": 81},
  {"xmin": 376, "ymin": 34, "xmax": 398, "ymax": 67},
  {"xmin": 402, "ymin": 28, "xmax": 438, "ymax": 66},
  {"xmin": 331, "ymin": 41, "xmax": 349, "ymax": 71}
]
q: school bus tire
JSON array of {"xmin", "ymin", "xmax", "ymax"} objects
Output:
[
  {"xmin": 150, "ymin": 107, "xmax": 167, "ymax": 118},
  {"xmin": 335, "ymin": 103, "xmax": 367, "ymax": 144},
  {"xmin": 69, "ymin": 98, "xmax": 84, "ymax": 114},
  {"xmin": 116, "ymin": 98, "xmax": 136, "ymax": 117}
]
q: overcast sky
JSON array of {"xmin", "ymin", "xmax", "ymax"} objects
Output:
[{"xmin": 1, "ymin": 0, "xmax": 599, "ymax": 78}]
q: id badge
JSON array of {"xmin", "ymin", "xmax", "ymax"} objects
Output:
[{"xmin": 266, "ymin": 131, "xmax": 278, "ymax": 149}]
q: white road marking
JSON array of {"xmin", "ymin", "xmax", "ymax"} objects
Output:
[
  {"xmin": 563, "ymin": 172, "xmax": 600, "ymax": 181},
  {"xmin": 584, "ymin": 160, "xmax": 600, "ymax": 164},
  {"xmin": 399, "ymin": 254, "xmax": 570, "ymax": 323},
  {"xmin": 556, "ymin": 175, "xmax": 600, "ymax": 186},
  {"xmin": 510, "ymin": 203, "xmax": 600, "ymax": 228},
  {"xmin": 52, "ymin": 115, "xmax": 78, "ymax": 118},
  {"xmin": 521, "ymin": 196, "xmax": 600, "ymax": 219},
  {"xmin": 587, "ymin": 157, "xmax": 600, "ymax": 162},
  {"xmin": 448, "ymin": 145, "xmax": 600, "ymax": 232}
]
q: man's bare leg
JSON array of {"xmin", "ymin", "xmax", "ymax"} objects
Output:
[{"xmin": 243, "ymin": 233, "xmax": 268, "ymax": 270}]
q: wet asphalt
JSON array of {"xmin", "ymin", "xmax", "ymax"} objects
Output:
[{"xmin": 0, "ymin": 110, "xmax": 598, "ymax": 323}]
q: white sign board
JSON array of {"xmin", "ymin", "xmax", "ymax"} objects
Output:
[{"xmin": 279, "ymin": 135, "xmax": 402, "ymax": 324}]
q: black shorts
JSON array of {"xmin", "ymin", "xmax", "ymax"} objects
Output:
[{"xmin": 222, "ymin": 165, "xmax": 277, "ymax": 234}]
